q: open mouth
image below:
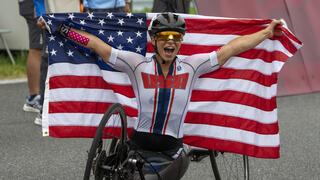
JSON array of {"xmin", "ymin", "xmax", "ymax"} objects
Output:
[{"xmin": 164, "ymin": 47, "xmax": 175, "ymax": 54}]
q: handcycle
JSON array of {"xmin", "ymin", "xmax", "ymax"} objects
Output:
[{"xmin": 83, "ymin": 103, "xmax": 250, "ymax": 180}]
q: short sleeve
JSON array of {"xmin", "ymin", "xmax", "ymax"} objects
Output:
[
  {"xmin": 107, "ymin": 48, "xmax": 146, "ymax": 73},
  {"xmin": 209, "ymin": 51, "xmax": 218, "ymax": 67},
  {"xmin": 108, "ymin": 48, "xmax": 118, "ymax": 65},
  {"xmin": 183, "ymin": 51, "xmax": 220, "ymax": 77}
]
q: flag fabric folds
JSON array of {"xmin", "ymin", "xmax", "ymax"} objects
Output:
[{"xmin": 41, "ymin": 12, "xmax": 302, "ymax": 159}]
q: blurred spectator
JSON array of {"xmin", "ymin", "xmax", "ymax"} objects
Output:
[
  {"xmin": 19, "ymin": 0, "xmax": 43, "ymax": 113},
  {"xmin": 34, "ymin": 0, "xmax": 131, "ymax": 126},
  {"xmin": 33, "ymin": 0, "xmax": 81, "ymax": 126},
  {"xmin": 83, "ymin": 0, "xmax": 132, "ymax": 13},
  {"xmin": 152, "ymin": 0, "xmax": 191, "ymax": 13}
]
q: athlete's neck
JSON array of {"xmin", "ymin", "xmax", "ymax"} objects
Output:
[{"xmin": 154, "ymin": 54, "xmax": 174, "ymax": 77}]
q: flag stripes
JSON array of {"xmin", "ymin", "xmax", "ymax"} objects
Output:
[
  {"xmin": 184, "ymin": 112, "xmax": 279, "ymax": 134},
  {"xmin": 42, "ymin": 13, "xmax": 302, "ymax": 159}
]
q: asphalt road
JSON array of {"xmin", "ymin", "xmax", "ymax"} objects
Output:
[{"xmin": 0, "ymin": 82, "xmax": 319, "ymax": 180}]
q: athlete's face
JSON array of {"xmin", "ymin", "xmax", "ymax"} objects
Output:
[{"xmin": 151, "ymin": 31, "xmax": 183, "ymax": 63}]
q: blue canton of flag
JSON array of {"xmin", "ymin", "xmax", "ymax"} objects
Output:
[{"xmin": 42, "ymin": 12, "xmax": 147, "ymax": 71}]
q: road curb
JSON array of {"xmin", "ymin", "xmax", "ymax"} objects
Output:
[{"xmin": 0, "ymin": 78, "xmax": 27, "ymax": 85}]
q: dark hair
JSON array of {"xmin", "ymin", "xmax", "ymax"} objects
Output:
[{"xmin": 148, "ymin": 12, "xmax": 186, "ymax": 36}]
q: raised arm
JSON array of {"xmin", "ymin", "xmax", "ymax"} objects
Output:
[
  {"xmin": 217, "ymin": 20, "xmax": 283, "ymax": 66},
  {"xmin": 57, "ymin": 24, "xmax": 112, "ymax": 63}
]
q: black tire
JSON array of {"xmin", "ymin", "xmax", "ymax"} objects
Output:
[
  {"xmin": 84, "ymin": 103, "xmax": 128, "ymax": 180},
  {"xmin": 209, "ymin": 151, "xmax": 249, "ymax": 180}
]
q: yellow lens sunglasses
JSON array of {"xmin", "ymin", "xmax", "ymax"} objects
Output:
[{"xmin": 155, "ymin": 31, "xmax": 183, "ymax": 42}]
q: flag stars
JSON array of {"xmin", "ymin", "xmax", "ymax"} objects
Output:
[
  {"xmin": 126, "ymin": 13, "xmax": 133, "ymax": 18},
  {"xmin": 108, "ymin": 35, "xmax": 114, "ymax": 42},
  {"xmin": 98, "ymin": 19, "xmax": 106, "ymax": 26},
  {"xmin": 47, "ymin": 19, "xmax": 52, "ymax": 25},
  {"xmin": 67, "ymin": 50, "xmax": 74, "ymax": 57},
  {"xmin": 50, "ymin": 49, "xmax": 57, "ymax": 56},
  {"xmin": 68, "ymin": 13, "xmax": 75, "ymax": 20},
  {"xmin": 136, "ymin": 18, "xmax": 144, "ymax": 25},
  {"xmin": 127, "ymin": 36, "xmax": 133, "ymax": 44},
  {"xmin": 87, "ymin": 12, "xmax": 94, "ymax": 19},
  {"xmin": 49, "ymin": 14, "xmax": 55, "ymax": 18},
  {"xmin": 135, "ymin": 31, "xmax": 142, "ymax": 38},
  {"xmin": 98, "ymin": 29, "xmax": 105, "ymax": 35},
  {"xmin": 136, "ymin": 46, "xmax": 142, "ymax": 53},
  {"xmin": 117, "ymin": 44, "xmax": 123, "ymax": 50},
  {"xmin": 49, "ymin": 35, "xmax": 55, "ymax": 41},
  {"xmin": 58, "ymin": 41, "xmax": 64, "ymax": 47},
  {"xmin": 118, "ymin": 18, "xmax": 125, "ymax": 26},
  {"xmin": 107, "ymin": 12, "xmax": 113, "ymax": 19},
  {"xmin": 117, "ymin": 30, "xmax": 124, "ymax": 36},
  {"xmin": 80, "ymin": 20, "xmax": 86, "ymax": 25}
]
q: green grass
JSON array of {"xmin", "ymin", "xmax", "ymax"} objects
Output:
[
  {"xmin": 189, "ymin": 7, "xmax": 197, "ymax": 14},
  {"xmin": 0, "ymin": 51, "xmax": 27, "ymax": 79},
  {"xmin": 133, "ymin": 7, "xmax": 152, "ymax": 13}
]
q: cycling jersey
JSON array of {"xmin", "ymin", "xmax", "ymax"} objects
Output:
[{"xmin": 108, "ymin": 48, "xmax": 219, "ymax": 139}]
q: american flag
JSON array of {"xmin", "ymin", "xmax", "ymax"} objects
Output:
[{"xmin": 41, "ymin": 12, "xmax": 302, "ymax": 159}]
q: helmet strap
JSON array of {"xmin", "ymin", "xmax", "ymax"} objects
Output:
[{"xmin": 154, "ymin": 39, "xmax": 166, "ymax": 64}]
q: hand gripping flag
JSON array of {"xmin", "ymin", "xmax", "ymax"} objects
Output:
[{"xmin": 41, "ymin": 12, "xmax": 302, "ymax": 159}]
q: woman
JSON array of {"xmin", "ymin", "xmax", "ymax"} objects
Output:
[{"xmin": 43, "ymin": 12, "xmax": 283, "ymax": 179}]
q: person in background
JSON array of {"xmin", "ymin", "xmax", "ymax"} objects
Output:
[
  {"xmin": 33, "ymin": 0, "xmax": 132, "ymax": 126},
  {"xmin": 33, "ymin": 0, "xmax": 81, "ymax": 126},
  {"xmin": 152, "ymin": 0, "xmax": 191, "ymax": 13},
  {"xmin": 19, "ymin": 0, "xmax": 43, "ymax": 113},
  {"xmin": 83, "ymin": 0, "xmax": 132, "ymax": 13}
]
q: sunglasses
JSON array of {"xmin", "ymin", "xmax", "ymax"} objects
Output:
[{"xmin": 155, "ymin": 31, "xmax": 183, "ymax": 42}]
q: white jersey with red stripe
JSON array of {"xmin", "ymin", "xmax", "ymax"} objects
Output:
[{"xmin": 108, "ymin": 48, "xmax": 219, "ymax": 139}]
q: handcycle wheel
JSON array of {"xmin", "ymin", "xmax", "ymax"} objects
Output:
[
  {"xmin": 84, "ymin": 103, "xmax": 128, "ymax": 180},
  {"xmin": 208, "ymin": 150, "xmax": 250, "ymax": 180}
]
